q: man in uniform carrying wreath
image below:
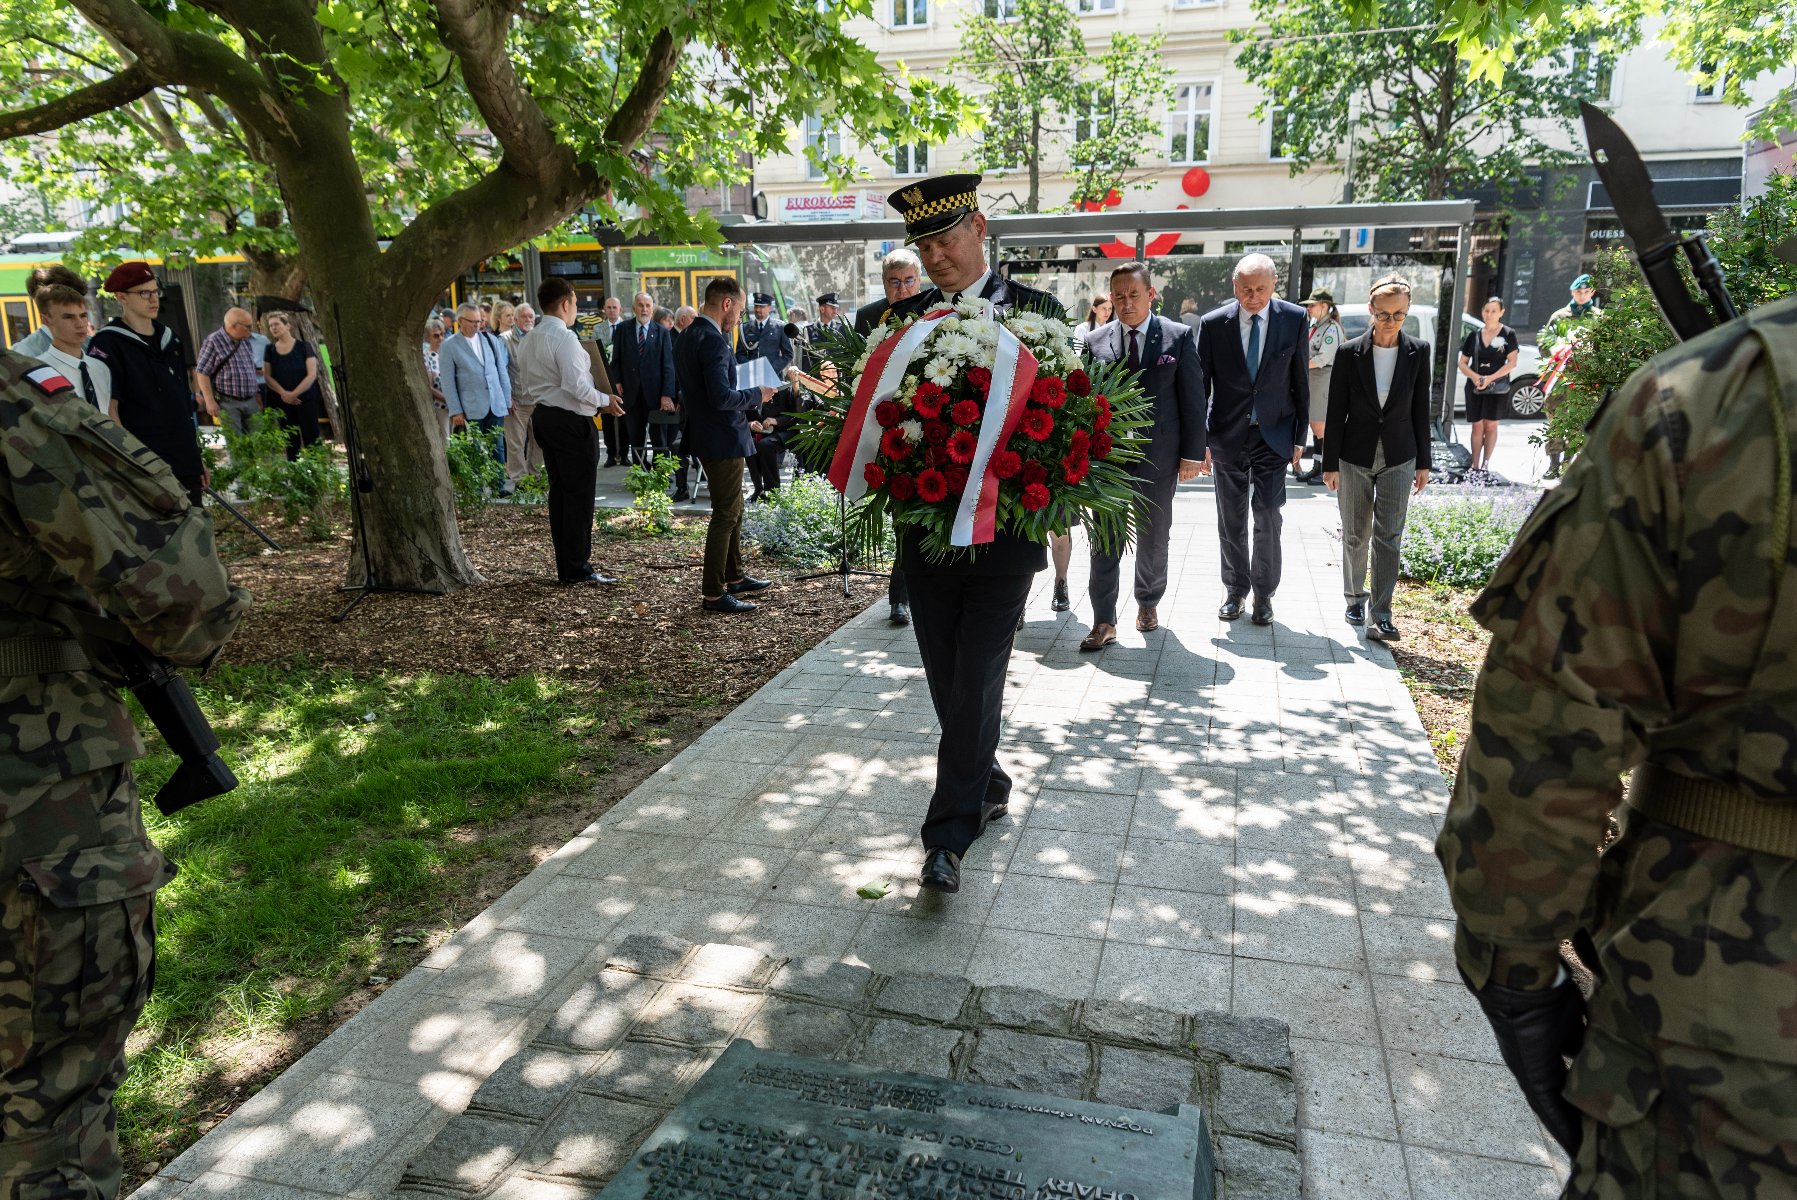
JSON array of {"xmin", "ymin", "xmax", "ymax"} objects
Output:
[{"xmin": 881, "ymin": 173, "xmax": 1066, "ymax": 895}]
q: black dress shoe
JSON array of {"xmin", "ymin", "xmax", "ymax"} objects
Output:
[
  {"xmin": 978, "ymin": 801, "xmax": 1009, "ymax": 836},
  {"xmin": 1367, "ymin": 619, "xmax": 1402, "ymax": 642},
  {"xmin": 727, "ymin": 576, "xmax": 772, "ymax": 594},
  {"xmin": 1345, "ymin": 602, "xmax": 1365, "ymax": 626},
  {"xmin": 1219, "ymin": 595, "xmax": 1246, "ymax": 621},
  {"xmin": 702, "ymin": 593, "xmax": 757, "ymax": 614},
  {"xmin": 919, "ymin": 848, "xmax": 961, "ymax": 893},
  {"xmin": 670, "ymin": 489, "xmax": 691, "ymax": 502},
  {"xmin": 890, "ymin": 603, "xmax": 912, "ymax": 626},
  {"xmin": 564, "ymin": 571, "xmax": 619, "ymax": 586},
  {"xmin": 1051, "ymin": 578, "xmax": 1071, "ymax": 612},
  {"xmin": 1251, "ymin": 600, "xmax": 1274, "ymax": 626}
]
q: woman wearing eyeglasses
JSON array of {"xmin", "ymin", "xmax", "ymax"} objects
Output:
[
  {"xmin": 1321, "ymin": 274, "xmax": 1432, "ymax": 643},
  {"xmin": 86, "ymin": 261, "xmax": 209, "ymax": 506}
]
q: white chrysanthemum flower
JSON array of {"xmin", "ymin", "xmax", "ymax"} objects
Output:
[
  {"xmin": 854, "ymin": 351, "xmax": 873, "ymax": 375},
  {"xmin": 1043, "ymin": 317, "xmax": 1070, "ymax": 339},
  {"xmin": 970, "ymin": 319, "xmax": 1000, "ymax": 345},
  {"xmin": 981, "ymin": 345, "xmax": 999, "ymax": 369},
  {"xmin": 1006, "ymin": 312, "xmax": 1047, "ymax": 340},
  {"xmin": 924, "ymin": 357, "xmax": 956, "ymax": 387},
  {"xmin": 937, "ymin": 316, "xmax": 962, "ymax": 334},
  {"xmin": 939, "ymin": 332, "xmax": 979, "ymax": 364},
  {"xmin": 899, "ymin": 419, "xmax": 923, "ymax": 442}
]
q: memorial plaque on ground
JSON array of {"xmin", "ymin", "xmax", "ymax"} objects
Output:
[{"xmin": 596, "ymin": 1040, "xmax": 1215, "ymax": 1200}]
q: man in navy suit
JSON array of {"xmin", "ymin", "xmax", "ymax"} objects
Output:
[
  {"xmin": 612, "ymin": 290, "xmax": 676, "ymax": 465},
  {"xmin": 674, "ymin": 276, "xmax": 776, "ymax": 614},
  {"xmin": 1079, "ymin": 262, "xmax": 1207, "ymax": 650},
  {"xmin": 1196, "ymin": 253, "xmax": 1309, "ymax": 626}
]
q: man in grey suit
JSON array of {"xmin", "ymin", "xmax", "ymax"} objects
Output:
[
  {"xmin": 440, "ymin": 301, "xmax": 512, "ymax": 443},
  {"xmin": 1195, "ymin": 253, "xmax": 1309, "ymax": 626},
  {"xmin": 1078, "ymin": 262, "xmax": 1207, "ymax": 651}
]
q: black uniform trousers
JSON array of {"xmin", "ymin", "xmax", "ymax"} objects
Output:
[
  {"xmin": 904, "ymin": 566, "xmax": 1034, "ymax": 857},
  {"xmin": 532, "ymin": 404, "xmax": 600, "ymax": 582},
  {"xmin": 1213, "ymin": 434, "xmax": 1289, "ymax": 601}
]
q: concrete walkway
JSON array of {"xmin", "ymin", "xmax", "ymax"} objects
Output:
[{"xmin": 143, "ymin": 481, "xmax": 1566, "ymax": 1200}]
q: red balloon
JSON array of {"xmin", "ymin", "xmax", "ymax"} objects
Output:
[
  {"xmin": 1104, "ymin": 189, "xmax": 1122, "ymax": 208},
  {"xmin": 1181, "ymin": 168, "xmax": 1211, "ymax": 197}
]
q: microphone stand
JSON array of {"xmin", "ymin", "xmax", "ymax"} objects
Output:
[{"xmin": 785, "ymin": 362, "xmax": 890, "ymax": 598}]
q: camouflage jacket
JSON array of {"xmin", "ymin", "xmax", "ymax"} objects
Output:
[
  {"xmin": 0, "ymin": 350, "xmax": 249, "ymax": 800},
  {"xmin": 1439, "ymin": 295, "xmax": 1797, "ymax": 993}
]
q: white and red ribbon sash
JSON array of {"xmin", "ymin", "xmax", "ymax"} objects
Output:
[{"xmin": 827, "ymin": 306, "xmax": 1039, "ymax": 547}]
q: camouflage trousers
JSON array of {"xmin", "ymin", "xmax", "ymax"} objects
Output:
[
  {"xmin": 1562, "ymin": 809, "xmax": 1797, "ymax": 1198},
  {"xmin": 1, "ymin": 764, "xmax": 173, "ymax": 1200}
]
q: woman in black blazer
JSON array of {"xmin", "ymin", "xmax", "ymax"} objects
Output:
[{"xmin": 1321, "ymin": 274, "xmax": 1432, "ymax": 642}]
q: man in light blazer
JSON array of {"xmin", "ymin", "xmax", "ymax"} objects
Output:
[
  {"xmin": 440, "ymin": 301, "xmax": 512, "ymax": 447},
  {"xmin": 1322, "ymin": 273, "xmax": 1432, "ymax": 642},
  {"xmin": 1196, "ymin": 253, "xmax": 1309, "ymax": 626},
  {"xmin": 612, "ymin": 290, "xmax": 676, "ymax": 466},
  {"xmin": 1079, "ymin": 262, "xmax": 1206, "ymax": 651}
]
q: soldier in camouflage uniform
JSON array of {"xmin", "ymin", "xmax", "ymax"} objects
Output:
[
  {"xmin": 0, "ymin": 349, "xmax": 248, "ymax": 1197},
  {"xmin": 1438, "ymin": 294, "xmax": 1797, "ymax": 1195}
]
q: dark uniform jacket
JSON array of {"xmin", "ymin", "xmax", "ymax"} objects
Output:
[
  {"xmin": 674, "ymin": 316, "xmax": 760, "ymax": 461},
  {"xmin": 735, "ymin": 317, "xmax": 794, "ymax": 378},
  {"xmin": 86, "ymin": 318, "xmax": 200, "ymax": 479}
]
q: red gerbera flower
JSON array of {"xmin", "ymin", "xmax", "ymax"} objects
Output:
[
  {"xmin": 916, "ymin": 469, "xmax": 949, "ymax": 504},
  {"xmin": 1093, "ymin": 431, "xmax": 1114, "ymax": 458},
  {"xmin": 1020, "ymin": 409, "xmax": 1054, "ymax": 441},
  {"xmin": 888, "ymin": 473, "xmax": 918, "ymax": 500},
  {"xmin": 1031, "ymin": 375, "xmax": 1067, "ymax": 409},
  {"xmin": 944, "ymin": 465, "xmax": 969, "ymax": 494},
  {"xmin": 923, "ymin": 419, "xmax": 950, "ymax": 446},
  {"xmin": 1067, "ymin": 368, "xmax": 1092, "ymax": 397},
  {"xmin": 880, "ymin": 428, "xmax": 911, "ymax": 459},
  {"xmin": 967, "ymin": 367, "xmax": 992, "ymax": 394},
  {"xmin": 951, "ymin": 399, "xmax": 981, "ymax": 426},
  {"xmin": 1021, "ymin": 482, "xmax": 1051, "ymax": 511},
  {"xmin": 1070, "ymin": 429, "xmax": 1091, "ymax": 454},
  {"xmin": 1020, "ymin": 461, "xmax": 1049, "ymax": 488},
  {"xmin": 874, "ymin": 400, "xmax": 903, "ymax": 428},
  {"xmin": 947, "ymin": 430, "xmax": 978, "ymax": 464},
  {"xmin": 1094, "ymin": 397, "xmax": 1112, "ymax": 432},
  {"xmin": 991, "ymin": 449, "xmax": 1023, "ymax": 479},
  {"xmin": 864, "ymin": 463, "xmax": 887, "ymax": 488},
  {"xmin": 926, "ymin": 446, "xmax": 950, "ymax": 467},
  {"xmin": 912, "ymin": 385, "xmax": 945, "ymax": 419},
  {"xmin": 1061, "ymin": 454, "xmax": 1090, "ymax": 485}
]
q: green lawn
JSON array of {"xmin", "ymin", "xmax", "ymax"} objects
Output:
[{"xmin": 118, "ymin": 662, "xmax": 646, "ymax": 1172}]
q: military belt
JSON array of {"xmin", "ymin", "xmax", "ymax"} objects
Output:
[
  {"xmin": 0, "ymin": 636, "xmax": 93, "ymax": 676},
  {"xmin": 1628, "ymin": 763, "xmax": 1797, "ymax": 859}
]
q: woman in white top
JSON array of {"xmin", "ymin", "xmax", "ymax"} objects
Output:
[{"xmin": 1298, "ymin": 288, "xmax": 1344, "ymax": 483}]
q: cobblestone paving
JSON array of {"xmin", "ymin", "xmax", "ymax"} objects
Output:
[{"xmin": 137, "ymin": 483, "xmax": 1565, "ymax": 1200}]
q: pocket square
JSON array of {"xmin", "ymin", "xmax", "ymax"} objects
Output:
[{"xmin": 1155, "ymin": 353, "xmax": 1176, "ymax": 365}]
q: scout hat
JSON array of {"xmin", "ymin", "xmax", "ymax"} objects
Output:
[
  {"xmin": 752, "ymin": 292, "xmax": 774, "ymax": 306},
  {"xmin": 888, "ymin": 173, "xmax": 983, "ymax": 245},
  {"xmin": 1303, "ymin": 287, "xmax": 1335, "ymax": 304},
  {"xmin": 103, "ymin": 260, "xmax": 156, "ymax": 294}
]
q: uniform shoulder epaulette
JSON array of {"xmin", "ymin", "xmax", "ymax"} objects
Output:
[{"xmin": 22, "ymin": 364, "xmax": 74, "ymax": 397}]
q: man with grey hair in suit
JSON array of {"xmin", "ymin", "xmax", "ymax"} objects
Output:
[{"xmin": 1195, "ymin": 252, "xmax": 1309, "ymax": 626}]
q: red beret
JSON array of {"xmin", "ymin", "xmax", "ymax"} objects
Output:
[{"xmin": 103, "ymin": 261, "xmax": 156, "ymax": 294}]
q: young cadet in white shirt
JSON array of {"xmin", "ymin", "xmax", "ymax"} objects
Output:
[{"xmin": 28, "ymin": 283, "xmax": 113, "ymax": 419}]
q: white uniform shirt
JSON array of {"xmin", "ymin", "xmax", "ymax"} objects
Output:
[
  {"xmin": 34, "ymin": 344, "xmax": 112, "ymax": 412},
  {"xmin": 516, "ymin": 315, "xmax": 602, "ymax": 417}
]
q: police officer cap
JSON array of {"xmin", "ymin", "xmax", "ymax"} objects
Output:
[
  {"xmin": 888, "ymin": 173, "xmax": 984, "ymax": 246},
  {"xmin": 752, "ymin": 292, "xmax": 774, "ymax": 306},
  {"xmin": 103, "ymin": 261, "xmax": 156, "ymax": 294},
  {"xmin": 815, "ymin": 293, "xmax": 840, "ymax": 308}
]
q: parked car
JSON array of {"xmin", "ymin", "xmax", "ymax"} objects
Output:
[{"xmin": 1338, "ymin": 303, "xmax": 1546, "ymax": 419}]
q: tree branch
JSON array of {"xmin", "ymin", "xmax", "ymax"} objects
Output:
[
  {"xmin": 605, "ymin": 29, "xmax": 683, "ymax": 147},
  {"xmin": 0, "ymin": 62, "xmax": 154, "ymax": 139}
]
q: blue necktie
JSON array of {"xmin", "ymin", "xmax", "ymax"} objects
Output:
[{"xmin": 1246, "ymin": 314, "xmax": 1261, "ymax": 382}]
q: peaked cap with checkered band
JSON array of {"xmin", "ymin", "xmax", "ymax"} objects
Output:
[{"xmin": 887, "ymin": 173, "xmax": 984, "ymax": 245}]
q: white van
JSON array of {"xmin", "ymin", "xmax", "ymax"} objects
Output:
[{"xmin": 1337, "ymin": 303, "xmax": 1546, "ymax": 419}]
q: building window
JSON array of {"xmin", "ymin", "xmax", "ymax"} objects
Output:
[
  {"xmin": 891, "ymin": 0, "xmax": 928, "ymax": 27},
  {"xmin": 1573, "ymin": 50, "xmax": 1619, "ymax": 105},
  {"xmin": 1076, "ymin": 0, "xmax": 1120, "ymax": 12},
  {"xmin": 1693, "ymin": 61, "xmax": 1725, "ymax": 103},
  {"xmin": 1166, "ymin": 81, "xmax": 1215, "ymax": 164},
  {"xmin": 1170, "ymin": 0, "xmax": 1219, "ymax": 9},
  {"xmin": 1266, "ymin": 104, "xmax": 1294, "ymax": 161},
  {"xmin": 894, "ymin": 142, "xmax": 928, "ymax": 176},
  {"xmin": 983, "ymin": 0, "xmax": 1019, "ymax": 18},
  {"xmin": 804, "ymin": 116, "xmax": 840, "ymax": 180},
  {"xmin": 1071, "ymin": 86, "xmax": 1112, "ymax": 165}
]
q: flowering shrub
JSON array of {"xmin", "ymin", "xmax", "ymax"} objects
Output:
[
  {"xmin": 1399, "ymin": 486, "xmax": 1539, "ymax": 589},
  {"xmin": 793, "ymin": 297, "xmax": 1152, "ymax": 560}
]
